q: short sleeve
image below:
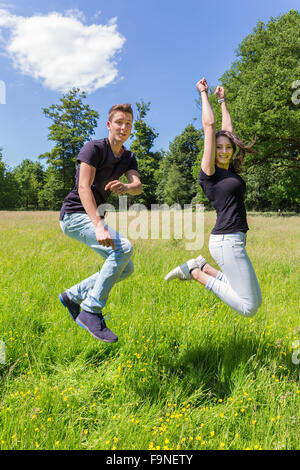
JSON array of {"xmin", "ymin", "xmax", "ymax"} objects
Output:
[
  {"xmin": 198, "ymin": 169, "xmax": 216, "ymax": 183},
  {"xmin": 126, "ymin": 154, "xmax": 139, "ymax": 173},
  {"xmin": 198, "ymin": 169, "xmax": 217, "ymax": 202},
  {"xmin": 77, "ymin": 141, "xmax": 99, "ymax": 168}
]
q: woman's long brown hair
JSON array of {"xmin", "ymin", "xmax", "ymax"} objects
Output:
[{"xmin": 216, "ymin": 130, "xmax": 256, "ymax": 173}]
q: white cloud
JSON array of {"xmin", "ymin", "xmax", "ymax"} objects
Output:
[
  {"xmin": 92, "ymin": 10, "xmax": 102, "ymax": 21},
  {"xmin": 0, "ymin": 8, "xmax": 126, "ymax": 93},
  {"xmin": 64, "ymin": 8, "xmax": 86, "ymax": 22},
  {"xmin": 0, "ymin": 3, "xmax": 15, "ymax": 9}
]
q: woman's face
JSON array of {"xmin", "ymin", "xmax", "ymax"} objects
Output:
[{"xmin": 215, "ymin": 135, "xmax": 234, "ymax": 169}]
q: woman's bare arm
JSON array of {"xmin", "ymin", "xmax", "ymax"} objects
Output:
[
  {"xmin": 196, "ymin": 78, "xmax": 216, "ymax": 176},
  {"xmin": 215, "ymin": 86, "xmax": 233, "ymax": 133}
]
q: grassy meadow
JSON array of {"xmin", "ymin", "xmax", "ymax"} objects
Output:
[{"xmin": 0, "ymin": 210, "xmax": 299, "ymax": 450}]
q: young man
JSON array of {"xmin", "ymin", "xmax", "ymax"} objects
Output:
[{"xmin": 59, "ymin": 104, "xmax": 142, "ymax": 343}]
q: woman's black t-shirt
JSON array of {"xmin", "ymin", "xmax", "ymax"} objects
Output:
[{"xmin": 199, "ymin": 166, "xmax": 249, "ymax": 234}]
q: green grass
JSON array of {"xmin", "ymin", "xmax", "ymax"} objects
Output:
[{"xmin": 0, "ymin": 211, "xmax": 299, "ymax": 450}]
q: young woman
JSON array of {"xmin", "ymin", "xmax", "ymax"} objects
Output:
[{"xmin": 165, "ymin": 78, "xmax": 262, "ymax": 318}]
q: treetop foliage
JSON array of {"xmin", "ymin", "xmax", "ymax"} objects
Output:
[{"xmin": 0, "ymin": 10, "xmax": 299, "ymax": 212}]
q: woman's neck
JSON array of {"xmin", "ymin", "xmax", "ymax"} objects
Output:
[{"xmin": 216, "ymin": 162, "xmax": 230, "ymax": 170}]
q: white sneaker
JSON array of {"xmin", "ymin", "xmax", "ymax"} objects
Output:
[
  {"xmin": 165, "ymin": 259, "xmax": 198, "ymax": 281},
  {"xmin": 195, "ymin": 255, "xmax": 207, "ymax": 270}
]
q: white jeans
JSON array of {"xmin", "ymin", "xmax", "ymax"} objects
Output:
[{"xmin": 206, "ymin": 232, "xmax": 262, "ymax": 317}]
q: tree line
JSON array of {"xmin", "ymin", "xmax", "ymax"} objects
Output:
[{"xmin": 1, "ymin": 10, "xmax": 299, "ymax": 212}]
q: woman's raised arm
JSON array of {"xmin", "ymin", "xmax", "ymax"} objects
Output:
[
  {"xmin": 215, "ymin": 86, "xmax": 233, "ymax": 133},
  {"xmin": 196, "ymin": 78, "xmax": 216, "ymax": 176}
]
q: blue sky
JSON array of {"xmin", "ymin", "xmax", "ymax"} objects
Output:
[{"xmin": 0, "ymin": 0, "xmax": 299, "ymax": 168}]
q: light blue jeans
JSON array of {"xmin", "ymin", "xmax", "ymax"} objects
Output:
[
  {"xmin": 60, "ymin": 213, "xmax": 134, "ymax": 314},
  {"xmin": 205, "ymin": 232, "xmax": 262, "ymax": 317}
]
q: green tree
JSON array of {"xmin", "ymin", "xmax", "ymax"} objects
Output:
[
  {"xmin": 40, "ymin": 88, "xmax": 99, "ymax": 200},
  {"xmin": 0, "ymin": 148, "xmax": 5, "ymax": 185},
  {"xmin": 193, "ymin": 10, "xmax": 300, "ymax": 211},
  {"xmin": 13, "ymin": 159, "xmax": 44, "ymax": 209},
  {"xmin": 156, "ymin": 124, "xmax": 203, "ymax": 206},
  {"xmin": 219, "ymin": 10, "xmax": 300, "ymax": 210},
  {"xmin": 0, "ymin": 149, "xmax": 20, "ymax": 209},
  {"xmin": 163, "ymin": 165, "xmax": 187, "ymax": 205},
  {"xmin": 38, "ymin": 167, "xmax": 65, "ymax": 210},
  {"xmin": 130, "ymin": 100, "xmax": 161, "ymax": 208},
  {"xmin": 0, "ymin": 149, "xmax": 6, "ymax": 208}
]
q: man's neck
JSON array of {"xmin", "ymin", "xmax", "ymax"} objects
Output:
[{"xmin": 108, "ymin": 135, "xmax": 124, "ymax": 157}]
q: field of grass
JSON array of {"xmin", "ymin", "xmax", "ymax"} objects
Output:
[{"xmin": 0, "ymin": 211, "xmax": 299, "ymax": 450}]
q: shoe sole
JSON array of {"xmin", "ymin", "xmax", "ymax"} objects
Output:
[
  {"xmin": 165, "ymin": 266, "xmax": 191, "ymax": 281},
  {"xmin": 59, "ymin": 294, "xmax": 86, "ymax": 330},
  {"xmin": 75, "ymin": 318, "xmax": 118, "ymax": 343}
]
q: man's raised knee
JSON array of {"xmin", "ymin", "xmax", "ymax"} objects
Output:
[
  {"xmin": 124, "ymin": 260, "xmax": 134, "ymax": 277},
  {"xmin": 119, "ymin": 239, "xmax": 133, "ymax": 257}
]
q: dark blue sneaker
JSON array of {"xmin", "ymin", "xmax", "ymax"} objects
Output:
[
  {"xmin": 59, "ymin": 291, "xmax": 83, "ymax": 327},
  {"xmin": 76, "ymin": 310, "xmax": 118, "ymax": 343}
]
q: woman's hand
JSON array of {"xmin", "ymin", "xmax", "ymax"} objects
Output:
[
  {"xmin": 196, "ymin": 78, "xmax": 208, "ymax": 94},
  {"xmin": 215, "ymin": 86, "xmax": 225, "ymax": 100}
]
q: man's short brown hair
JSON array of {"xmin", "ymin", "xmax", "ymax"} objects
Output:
[{"xmin": 108, "ymin": 104, "xmax": 133, "ymax": 122}]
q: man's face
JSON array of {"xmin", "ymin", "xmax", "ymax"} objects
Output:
[{"xmin": 107, "ymin": 111, "xmax": 133, "ymax": 144}]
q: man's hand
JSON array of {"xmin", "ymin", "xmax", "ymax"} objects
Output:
[
  {"xmin": 215, "ymin": 86, "xmax": 225, "ymax": 100},
  {"xmin": 95, "ymin": 223, "xmax": 115, "ymax": 249},
  {"xmin": 196, "ymin": 77, "xmax": 209, "ymax": 94},
  {"xmin": 105, "ymin": 180, "xmax": 128, "ymax": 195}
]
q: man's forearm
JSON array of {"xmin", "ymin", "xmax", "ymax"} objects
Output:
[
  {"xmin": 78, "ymin": 186, "xmax": 105, "ymax": 228},
  {"xmin": 124, "ymin": 181, "xmax": 143, "ymax": 196}
]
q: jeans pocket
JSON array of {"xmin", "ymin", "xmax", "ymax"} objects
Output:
[
  {"xmin": 232, "ymin": 240, "xmax": 246, "ymax": 259},
  {"xmin": 233, "ymin": 240, "xmax": 244, "ymax": 247},
  {"xmin": 60, "ymin": 213, "xmax": 74, "ymax": 233},
  {"xmin": 227, "ymin": 235, "xmax": 245, "ymax": 249}
]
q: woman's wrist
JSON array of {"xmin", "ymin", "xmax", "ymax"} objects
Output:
[
  {"xmin": 200, "ymin": 90, "xmax": 209, "ymax": 99},
  {"xmin": 218, "ymin": 98, "xmax": 226, "ymax": 104}
]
